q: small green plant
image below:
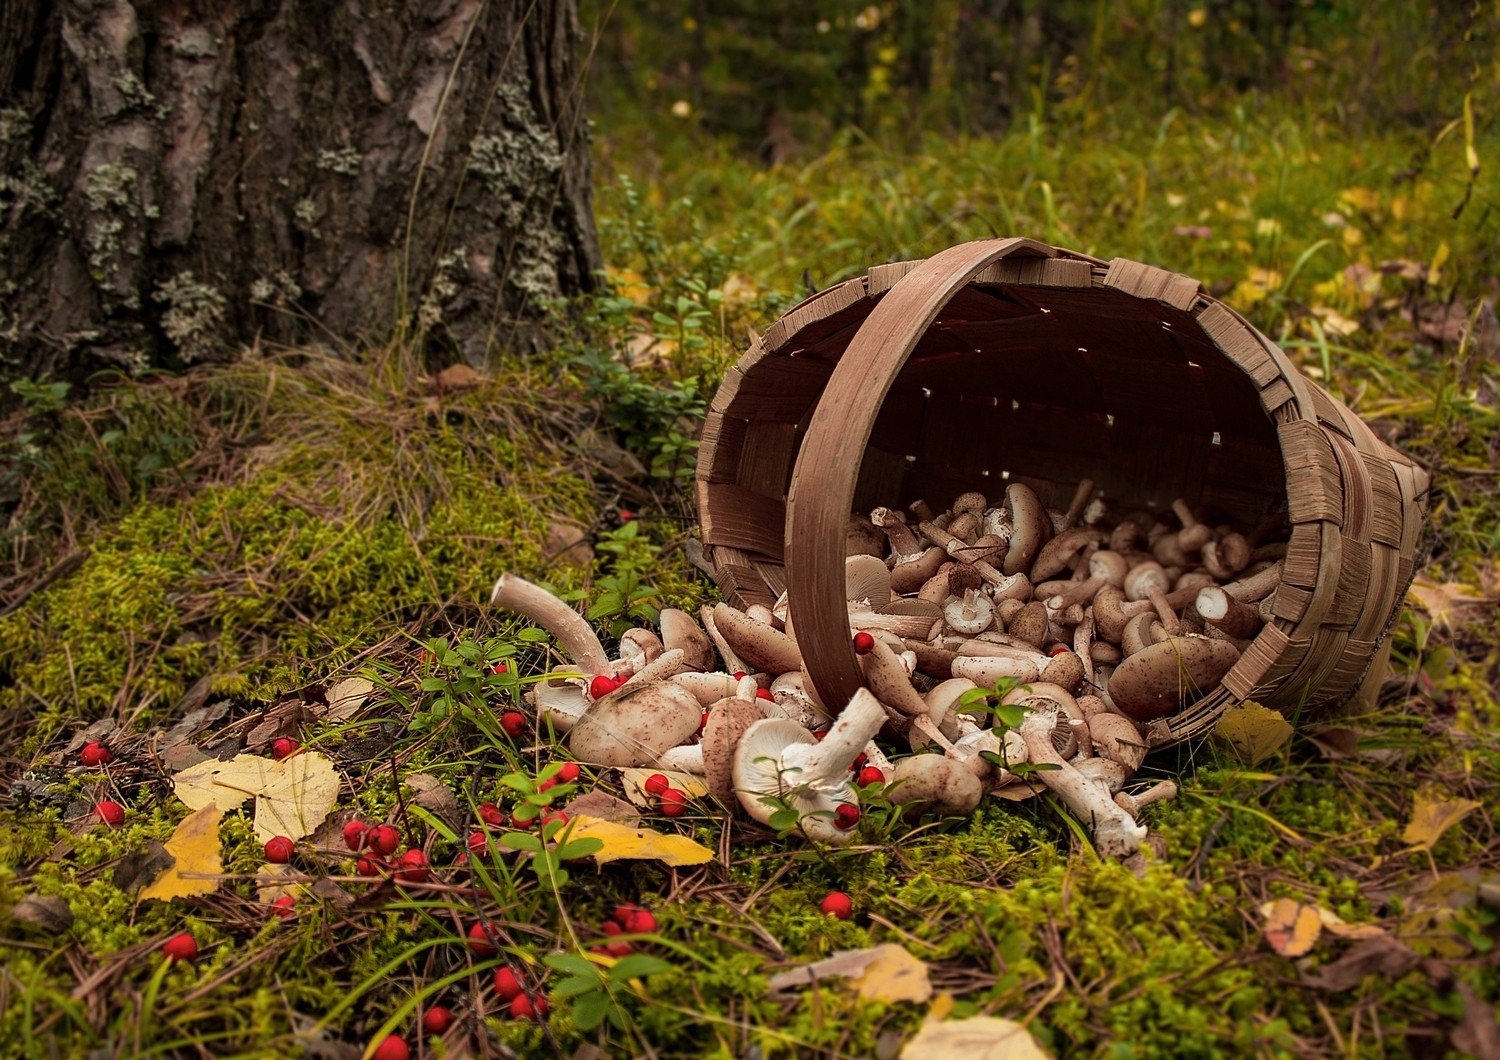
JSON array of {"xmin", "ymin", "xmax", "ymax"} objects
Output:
[
  {"xmin": 376, "ymin": 634, "xmax": 534, "ymax": 734},
  {"xmin": 584, "ymin": 521, "xmax": 664, "ymax": 635},
  {"xmin": 546, "ymin": 950, "xmax": 673, "ymax": 1032},
  {"xmin": 956, "ymin": 680, "xmax": 1062, "ymax": 779}
]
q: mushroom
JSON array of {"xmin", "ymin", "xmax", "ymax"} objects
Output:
[
  {"xmin": 951, "ymin": 491, "xmax": 987, "ymax": 514},
  {"xmin": 1000, "ymin": 681, "xmax": 1083, "ymax": 759},
  {"xmin": 618, "ymin": 628, "xmax": 665, "ymax": 672},
  {"xmin": 769, "ymin": 672, "xmax": 831, "ymax": 730},
  {"xmin": 1017, "ymin": 710, "xmax": 1147, "ymax": 858},
  {"xmin": 1222, "ymin": 560, "xmax": 1284, "ymax": 603},
  {"xmin": 490, "ymin": 573, "xmax": 611, "ymax": 676},
  {"xmin": 1046, "ymin": 550, "xmax": 1128, "ymax": 609},
  {"xmin": 1040, "ymin": 649, "xmax": 1086, "ymax": 694},
  {"xmin": 1171, "ymin": 499, "xmax": 1213, "ymax": 552},
  {"xmin": 1001, "ymin": 483, "xmax": 1052, "ymax": 576},
  {"xmin": 847, "ymin": 515, "xmax": 888, "ymax": 559},
  {"xmin": 1029, "ymin": 527, "xmax": 1096, "ymax": 582},
  {"xmin": 568, "ymin": 680, "xmax": 703, "ymax": 767},
  {"xmin": 1007, "ymin": 600, "xmax": 1050, "ymax": 649},
  {"xmin": 528, "ymin": 675, "xmax": 591, "ymax": 732},
  {"xmin": 1200, "ymin": 532, "xmax": 1251, "ymax": 580},
  {"xmin": 1107, "ymin": 636, "xmax": 1242, "ymax": 721},
  {"xmin": 1058, "ymin": 479, "xmax": 1096, "ymax": 531},
  {"xmin": 845, "ymin": 554, "xmax": 893, "ymax": 609},
  {"xmin": 982, "ymin": 506, "xmax": 1014, "ymax": 542},
  {"xmin": 950, "ymin": 654, "xmax": 1039, "ymax": 685},
  {"xmin": 922, "ymin": 678, "xmax": 979, "ymax": 742},
  {"xmin": 701, "ymin": 698, "xmax": 769, "ymax": 804},
  {"xmin": 1194, "ymin": 585, "xmax": 1263, "ymax": 640},
  {"xmin": 890, "ymin": 547, "xmax": 948, "ymax": 594},
  {"xmin": 698, "ymin": 605, "xmax": 746, "ymax": 674},
  {"xmin": 732, "ymin": 689, "xmax": 888, "ymax": 845},
  {"xmin": 859, "ymin": 638, "xmax": 929, "ymax": 716},
  {"xmin": 1114, "ymin": 780, "xmax": 1179, "ymax": 817},
  {"xmin": 887, "ymin": 754, "xmax": 983, "ymax": 818},
  {"xmin": 1088, "ymin": 713, "xmax": 1148, "ymax": 773},
  {"xmin": 712, "ymin": 603, "xmax": 802, "ymax": 675},
  {"xmin": 668, "ymin": 671, "xmax": 741, "ymax": 706},
  {"xmin": 943, "ymin": 589, "xmax": 994, "ymax": 635},
  {"xmin": 870, "ymin": 507, "xmax": 923, "ymax": 556}
]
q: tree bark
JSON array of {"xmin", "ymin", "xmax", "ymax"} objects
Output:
[{"xmin": 0, "ymin": 0, "xmax": 600, "ymax": 380}]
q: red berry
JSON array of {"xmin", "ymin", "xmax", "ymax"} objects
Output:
[
  {"xmin": 271, "ymin": 895, "xmax": 296, "ymax": 920},
  {"xmin": 556, "ymin": 762, "xmax": 580, "ymax": 783},
  {"xmin": 490, "ymin": 662, "xmax": 508, "ymax": 674},
  {"xmin": 500, "ymin": 711, "xmax": 526, "ymax": 737},
  {"xmin": 538, "ymin": 777, "xmax": 557, "ymax": 793},
  {"xmin": 343, "ymin": 819, "xmax": 369, "ymax": 850},
  {"xmin": 604, "ymin": 940, "xmax": 633, "ymax": 957},
  {"xmin": 849, "ymin": 753, "xmax": 867, "ymax": 773},
  {"xmin": 478, "ymin": 802, "xmax": 506, "ymax": 827},
  {"xmin": 612, "ymin": 902, "xmax": 639, "ymax": 925},
  {"xmin": 264, "ymin": 835, "xmax": 295, "ymax": 863},
  {"xmin": 617, "ymin": 508, "xmax": 636, "ymax": 522},
  {"xmin": 732, "ymin": 671, "xmax": 746, "ymax": 680},
  {"xmin": 453, "ymin": 852, "xmax": 469, "ymax": 868},
  {"xmin": 602, "ymin": 919, "xmax": 623, "ymax": 937},
  {"xmin": 372, "ymin": 1035, "xmax": 409, "ymax": 1060},
  {"xmin": 396, "ymin": 848, "xmax": 430, "ymax": 883},
  {"xmin": 80, "ymin": 742, "xmax": 112, "ymax": 767},
  {"xmin": 466, "ymin": 830, "xmax": 488, "ymax": 853},
  {"xmin": 95, "ymin": 800, "xmax": 125, "ymax": 828},
  {"xmin": 1047, "ymin": 644, "xmax": 1070, "ymax": 657},
  {"xmin": 857, "ymin": 766, "xmax": 885, "ymax": 786},
  {"xmin": 509, "ymin": 993, "xmax": 548, "ymax": 1019},
  {"xmin": 162, "ymin": 931, "xmax": 198, "ymax": 962},
  {"xmin": 659, "ymin": 788, "xmax": 688, "ymax": 817},
  {"xmin": 833, "ymin": 804, "xmax": 860, "ymax": 830},
  {"xmin": 699, "ymin": 710, "xmax": 709, "ymax": 731},
  {"xmin": 643, "ymin": 773, "xmax": 670, "ymax": 797},
  {"xmin": 625, "ymin": 909, "xmax": 658, "ymax": 934},
  {"xmin": 852, "ymin": 631, "xmax": 875, "ymax": 655},
  {"xmin": 820, "ymin": 891, "xmax": 853, "ymax": 919},
  {"xmin": 422, "ymin": 1005, "xmax": 453, "ymax": 1034},
  {"xmin": 356, "ymin": 857, "xmax": 381, "ymax": 877},
  {"xmin": 468, "ymin": 921, "xmax": 498, "ymax": 956},
  {"xmin": 368, "ymin": 824, "xmax": 401, "ymax": 856},
  {"xmin": 493, "ymin": 966, "xmax": 524, "ymax": 1000},
  {"xmin": 755, "ymin": 687, "xmax": 774, "ymax": 701},
  {"xmin": 540, "ymin": 811, "xmax": 569, "ymax": 830},
  {"xmin": 588, "ymin": 674, "xmax": 618, "ymax": 700},
  {"xmin": 271, "ymin": 736, "xmax": 299, "ymax": 760},
  {"xmin": 511, "ymin": 808, "xmax": 538, "ymax": 829}
]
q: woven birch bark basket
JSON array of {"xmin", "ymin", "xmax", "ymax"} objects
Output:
[{"xmin": 695, "ymin": 237, "xmax": 1431, "ymax": 745}]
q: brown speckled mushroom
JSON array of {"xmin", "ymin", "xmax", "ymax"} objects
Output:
[
  {"xmin": 847, "ymin": 515, "xmax": 888, "ymax": 559},
  {"xmin": 1000, "ymin": 681, "xmax": 1084, "ymax": 759},
  {"xmin": 1047, "ymin": 550, "xmax": 1128, "ymax": 610},
  {"xmin": 890, "ymin": 546, "xmax": 948, "ymax": 595},
  {"xmin": 887, "ymin": 754, "xmax": 983, "ymax": 819},
  {"xmin": 769, "ymin": 672, "xmax": 832, "ymax": 730},
  {"xmin": 1007, "ymin": 600, "xmax": 1050, "ymax": 649},
  {"xmin": 661, "ymin": 608, "xmax": 716, "ymax": 673},
  {"xmin": 1040, "ymin": 649, "xmax": 1086, "ymax": 694},
  {"xmin": 871, "ymin": 507, "xmax": 923, "ymax": 556},
  {"xmin": 491, "ymin": 573, "xmax": 611, "ymax": 676},
  {"xmin": 668, "ymin": 671, "xmax": 741, "ymax": 707},
  {"xmin": 1030, "ymin": 527, "xmax": 1097, "ymax": 582},
  {"xmin": 699, "ymin": 605, "xmax": 747, "ymax": 675},
  {"xmin": 1018, "ymin": 709, "xmax": 1147, "ymax": 858},
  {"xmin": 568, "ymin": 681, "xmax": 703, "ymax": 767},
  {"xmin": 732, "ymin": 689, "xmax": 887, "ymax": 845},
  {"xmin": 1200, "ymin": 533, "xmax": 1251, "ymax": 580},
  {"xmin": 700, "ymin": 698, "xmax": 770, "ymax": 804},
  {"xmin": 712, "ymin": 603, "xmax": 802, "ymax": 675},
  {"xmin": 1001, "ymin": 483, "xmax": 1052, "ymax": 576},
  {"xmin": 1108, "ymin": 635, "xmax": 1242, "ymax": 722},
  {"xmin": 1171, "ymin": 499, "xmax": 1214, "ymax": 553},
  {"xmin": 859, "ymin": 638, "xmax": 929, "ymax": 716},
  {"xmin": 845, "ymin": 554, "xmax": 893, "ymax": 609},
  {"xmin": 618, "ymin": 628, "xmax": 665, "ymax": 672},
  {"xmin": 1088, "ymin": 712, "xmax": 1149, "ymax": 773},
  {"xmin": 950, "ymin": 653, "xmax": 1040, "ymax": 686},
  {"xmin": 1195, "ymin": 585, "xmax": 1263, "ymax": 640}
]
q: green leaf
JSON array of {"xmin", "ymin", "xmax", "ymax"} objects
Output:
[
  {"xmin": 545, "ymin": 953, "xmax": 597, "ymax": 977},
  {"xmin": 500, "ymin": 833, "xmax": 541, "ymax": 852},
  {"xmin": 607, "ymin": 954, "xmax": 670, "ymax": 980},
  {"xmin": 555, "ymin": 837, "xmax": 604, "ymax": 859},
  {"xmin": 573, "ymin": 989, "xmax": 610, "ymax": 1031},
  {"xmin": 553, "ymin": 974, "xmax": 602, "ymax": 999},
  {"xmin": 516, "ymin": 627, "xmax": 550, "ymax": 644},
  {"xmin": 994, "ymin": 704, "xmax": 1029, "ymax": 729}
]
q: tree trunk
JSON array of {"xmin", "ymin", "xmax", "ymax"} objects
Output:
[{"xmin": 0, "ymin": 0, "xmax": 600, "ymax": 381}]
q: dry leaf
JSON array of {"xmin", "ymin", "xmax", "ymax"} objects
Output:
[
  {"xmin": 562, "ymin": 790, "xmax": 641, "ymax": 825},
  {"xmin": 900, "ymin": 1016, "xmax": 1051, "ymax": 1059},
  {"xmin": 1452, "ymin": 980, "xmax": 1500, "ymax": 1060},
  {"xmin": 323, "ymin": 677, "xmax": 375, "ymax": 723},
  {"xmin": 1315, "ymin": 907, "xmax": 1386, "ymax": 941},
  {"xmin": 404, "ymin": 773, "xmax": 462, "ymax": 830},
  {"xmin": 989, "ymin": 782, "xmax": 1040, "ymax": 803},
  {"xmin": 560, "ymin": 816, "xmax": 714, "ymax": 867},
  {"xmin": 1402, "ymin": 786, "xmax": 1482, "ymax": 850},
  {"xmin": 1213, "ymin": 701, "xmax": 1293, "ymax": 764},
  {"xmin": 112, "ymin": 842, "xmax": 174, "ymax": 892},
  {"xmin": 173, "ymin": 752, "xmax": 340, "ymax": 841},
  {"xmin": 1306, "ymin": 935, "xmax": 1420, "ymax": 991},
  {"xmin": 431, "ymin": 363, "xmax": 486, "ymax": 392},
  {"xmin": 141, "ymin": 805, "xmax": 224, "ymax": 901},
  {"xmin": 1260, "ymin": 898, "xmax": 1322, "ymax": 957},
  {"xmin": 853, "ymin": 944, "xmax": 932, "ymax": 1004},
  {"xmin": 256, "ymin": 862, "xmax": 297, "ymax": 902},
  {"xmin": 1407, "ymin": 576, "xmax": 1492, "ymax": 629},
  {"xmin": 767, "ymin": 949, "xmax": 887, "ymax": 992},
  {"xmin": 619, "ymin": 768, "xmax": 707, "ymax": 808}
]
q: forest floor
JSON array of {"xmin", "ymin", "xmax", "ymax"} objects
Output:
[{"xmin": 2, "ymin": 107, "xmax": 1499, "ymax": 1058}]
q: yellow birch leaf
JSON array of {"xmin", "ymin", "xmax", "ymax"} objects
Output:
[
  {"xmin": 1259, "ymin": 898, "xmax": 1322, "ymax": 957},
  {"xmin": 1402, "ymin": 786, "xmax": 1481, "ymax": 850},
  {"xmin": 140, "ymin": 806, "xmax": 223, "ymax": 902},
  {"xmin": 1406, "ymin": 575, "xmax": 1492, "ymax": 629},
  {"xmin": 618, "ymin": 768, "xmax": 708, "ymax": 808},
  {"xmin": 1316, "ymin": 906, "xmax": 1387, "ymax": 941},
  {"xmin": 1212, "ymin": 701, "xmax": 1293, "ymax": 764},
  {"xmin": 172, "ymin": 752, "xmax": 340, "ymax": 841},
  {"xmin": 901, "ymin": 1016, "xmax": 1052, "ymax": 1059},
  {"xmin": 852, "ymin": 944, "xmax": 932, "ymax": 1004},
  {"xmin": 561, "ymin": 815, "xmax": 714, "ymax": 867}
]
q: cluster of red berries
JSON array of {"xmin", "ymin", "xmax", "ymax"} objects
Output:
[
  {"xmin": 342, "ymin": 820, "xmax": 430, "ymax": 882},
  {"xmin": 591, "ymin": 902, "xmax": 658, "ymax": 959},
  {"xmin": 641, "ymin": 773, "xmax": 689, "ymax": 817}
]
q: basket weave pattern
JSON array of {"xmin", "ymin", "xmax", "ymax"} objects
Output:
[{"xmin": 696, "ymin": 238, "xmax": 1430, "ymax": 743}]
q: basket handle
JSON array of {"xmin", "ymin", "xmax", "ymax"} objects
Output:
[{"xmin": 785, "ymin": 237, "xmax": 1060, "ymax": 710}]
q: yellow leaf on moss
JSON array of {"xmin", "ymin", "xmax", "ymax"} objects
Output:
[
  {"xmin": 563, "ymin": 815, "xmax": 714, "ymax": 866},
  {"xmin": 141, "ymin": 806, "xmax": 223, "ymax": 902},
  {"xmin": 1402, "ymin": 787, "xmax": 1481, "ymax": 851},
  {"xmin": 1212, "ymin": 701, "xmax": 1293, "ymax": 764},
  {"xmin": 173, "ymin": 752, "xmax": 340, "ymax": 841},
  {"xmin": 619, "ymin": 768, "xmax": 707, "ymax": 809},
  {"xmin": 853, "ymin": 944, "xmax": 932, "ymax": 1004},
  {"xmin": 1407, "ymin": 575, "xmax": 1492, "ymax": 630},
  {"xmin": 901, "ymin": 1016, "xmax": 1051, "ymax": 1059},
  {"xmin": 1259, "ymin": 898, "xmax": 1322, "ymax": 957}
]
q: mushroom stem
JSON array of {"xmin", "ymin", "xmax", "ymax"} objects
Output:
[
  {"xmin": 1060, "ymin": 479, "xmax": 1096, "ymax": 530},
  {"xmin": 700, "ymin": 605, "xmax": 748, "ymax": 675},
  {"xmin": 658, "ymin": 744, "xmax": 706, "ymax": 773},
  {"xmin": 783, "ymin": 690, "xmax": 889, "ymax": 780},
  {"xmin": 1018, "ymin": 711, "xmax": 1147, "ymax": 858},
  {"xmin": 911, "ymin": 714, "xmax": 956, "ymax": 752},
  {"xmin": 871, "ymin": 508, "xmax": 922, "ymax": 556},
  {"xmin": 1114, "ymin": 779, "xmax": 1178, "ymax": 816},
  {"xmin": 491, "ymin": 574, "xmax": 610, "ymax": 676},
  {"xmin": 1224, "ymin": 561, "xmax": 1284, "ymax": 603}
]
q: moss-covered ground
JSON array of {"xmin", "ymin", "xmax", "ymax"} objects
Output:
[{"xmin": 3, "ymin": 98, "xmax": 1499, "ymax": 1057}]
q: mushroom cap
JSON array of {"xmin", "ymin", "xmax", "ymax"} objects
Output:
[
  {"xmin": 667, "ymin": 671, "xmax": 742, "ymax": 707},
  {"xmin": 1029, "ymin": 527, "xmax": 1096, "ymax": 582},
  {"xmin": 845, "ymin": 554, "xmax": 893, "ymax": 608},
  {"xmin": 567, "ymin": 681, "xmax": 703, "ymax": 767},
  {"xmin": 1001, "ymin": 681, "xmax": 1083, "ymax": 758},
  {"xmin": 1001, "ymin": 483, "xmax": 1052, "ymax": 576},
  {"xmin": 943, "ymin": 589, "xmax": 995, "ymax": 636},
  {"xmin": 712, "ymin": 603, "xmax": 802, "ymax": 675},
  {"xmin": 529, "ymin": 674, "xmax": 589, "ymax": 732},
  {"xmin": 660, "ymin": 608, "xmax": 715, "ymax": 672},
  {"xmin": 1088, "ymin": 712, "xmax": 1148, "ymax": 772},
  {"xmin": 847, "ymin": 515, "xmax": 888, "ymax": 559},
  {"xmin": 1108, "ymin": 636, "xmax": 1242, "ymax": 721},
  {"xmin": 1040, "ymin": 650, "xmax": 1086, "ymax": 693},
  {"xmin": 1123, "ymin": 561, "xmax": 1169, "ymax": 602},
  {"xmin": 890, "ymin": 547, "xmax": 947, "ymax": 594},
  {"xmin": 769, "ymin": 671, "xmax": 830, "ymax": 729},
  {"xmin": 950, "ymin": 654, "xmax": 1039, "ymax": 686},
  {"xmin": 1007, "ymin": 600, "xmax": 1050, "ymax": 648},
  {"xmin": 617, "ymin": 628, "xmax": 665, "ymax": 672},
  {"xmin": 731, "ymin": 719, "xmax": 857, "ymax": 845},
  {"xmin": 702, "ymin": 698, "xmax": 768, "ymax": 805},
  {"xmin": 859, "ymin": 638, "xmax": 929, "ymax": 716},
  {"xmin": 888, "ymin": 755, "xmax": 983, "ymax": 817},
  {"xmin": 1074, "ymin": 757, "xmax": 1129, "ymax": 793}
]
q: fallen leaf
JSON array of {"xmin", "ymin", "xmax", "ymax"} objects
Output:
[
  {"xmin": 1315, "ymin": 907, "xmax": 1386, "ymax": 941},
  {"xmin": 544, "ymin": 518, "xmax": 593, "ymax": 568},
  {"xmin": 1397, "ymin": 872, "xmax": 1482, "ymax": 958},
  {"xmin": 559, "ymin": 816, "xmax": 713, "ymax": 867},
  {"xmin": 1213, "ymin": 701, "xmax": 1293, "ymax": 764},
  {"xmin": 989, "ymin": 782, "xmax": 1040, "ymax": 803},
  {"xmin": 1407, "ymin": 575, "xmax": 1492, "ymax": 630},
  {"xmin": 562, "ymin": 790, "xmax": 641, "ymax": 825},
  {"xmin": 322, "ymin": 677, "xmax": 375, "ymax": 723},
  {"xmin": 64, "ymin": 719, "xmax": 118, "ymax": 755},
  {"xmin": 1260, "ymin": 898, "xmax": 1322, "ymax": 957},
  {"xmin": 1402, "ymin": 786, "xmax": 1482, "ymax": 851},
  {"xmin": 619, "ymin": 768, "xmax": 707, "ymax": 809},
  {"xmin": 1306, "ymin": 935, "xmax": 1420, "ymax": 991},
  {"xmin": 900, "ymin": 1016, "xmax": 1052, "ymax": 1059},
  {"xmin": 853, "ymin": 944, "xmax": 932, "ymax": 1004},
  {"xmin": 112, "ymin": 842, "xmax": 174, "ymax": 892},
  {"xmin": 431, "ymin": 363, "xmax": 486, "ymax": 392},
  {"xmin": 256, "ymin": 862, "xmax": 297, "ymax": 902},
  {"xmin": 173, "ymin": 751, "xmax": 340, "ymax": 841},
  {"xmin": 767, "ymin": 948, "xmax": 887, "ymax": 992},
  {"xmin": 1304, "ymin": 726, "xmax": 1358, "ymax": 759},
  {"xmin": 141, "ymin": 806, "xmax": 224, "ymax": 901},
  {"xmin": 404, "ymin": 773, "xmax": 462, "ymax": 830}
]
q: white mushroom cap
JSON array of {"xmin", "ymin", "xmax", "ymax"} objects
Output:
[
  {"xmin": 712, "ymin": 603, "xmax": 803, "ymax": 675},
  {"xmin": 845, "ymin": 554, "xmax": 893, "ymax": 608},
  {"xmin": 529, "ymin": 673, "xmax": 589, "ymax": 732},
  {"xmin": 568, "ymin": 681, "xmax": 703, "ymax": 767},
  {"xmin": 769, "ymin": 672, "xmax": 831, "ymax": 730},
  {"xmin": 617, "ymin": 628, "xmax": 665, "ymax": 672}
]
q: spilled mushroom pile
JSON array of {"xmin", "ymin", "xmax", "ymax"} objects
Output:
[{"xmin": 490, "ymin": 481, "xmax": 1285, "ymax": 859}]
